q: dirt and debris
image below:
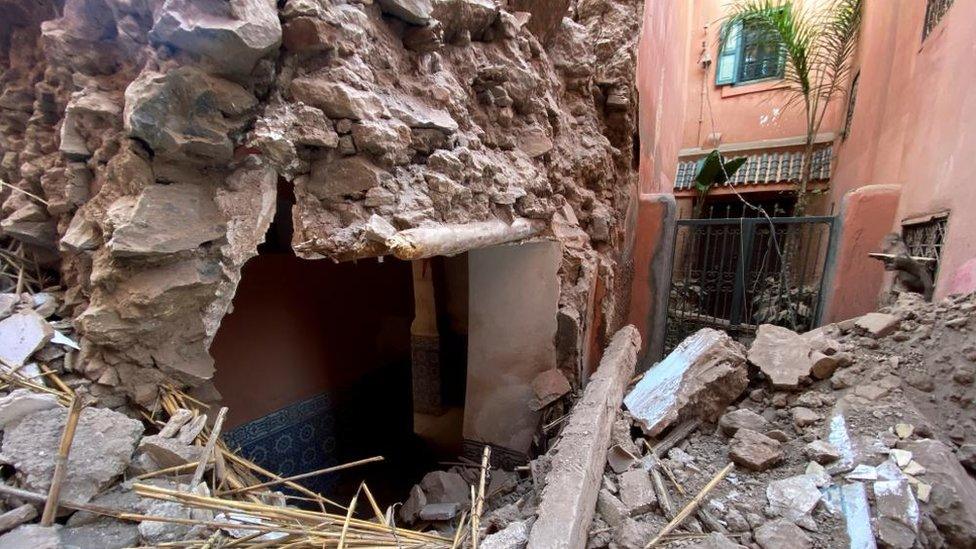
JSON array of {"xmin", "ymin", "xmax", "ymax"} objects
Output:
[{"xmin": 442, "ymin": 291, "xmax": 976, "ymax": 549}]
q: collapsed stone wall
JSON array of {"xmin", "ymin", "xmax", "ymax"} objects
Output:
[{"xmin": 0, "ymin": 0, "xmax": 642, "ymax": 405}]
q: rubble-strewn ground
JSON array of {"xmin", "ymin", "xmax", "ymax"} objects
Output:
[{"xmin": 463, "ymin": 291, "xmax": 976, "ymax": 549}]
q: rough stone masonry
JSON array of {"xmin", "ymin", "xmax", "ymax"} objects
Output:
[{"xmin": 0, "ymin": 0, "xmax": 642, "ymax": 403}]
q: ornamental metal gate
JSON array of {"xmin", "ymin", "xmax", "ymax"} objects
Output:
[{"xmin": 664, "ymin": 216, "xmax": 837, "ymax": 353}]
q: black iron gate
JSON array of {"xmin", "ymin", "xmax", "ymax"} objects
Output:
[{"xmin": 664, "ymin": 216, "xmax": 837, "ymax": 352}]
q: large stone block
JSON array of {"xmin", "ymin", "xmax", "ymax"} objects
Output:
[
  {"xmin": 107, "ymin": 184, "xmax": 225, "ymax": 257},
  {"xmin": 625, "ymin": 328, "xmax": 747, "ymax": 436}
]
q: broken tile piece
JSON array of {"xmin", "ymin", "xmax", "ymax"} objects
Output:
[
  {"xmin": 624, "ymin": 328, "xmax": 747, "ymax": 437},
  {"xmin": 0, "ymin": 310, "xmax": 55, "ymax": 367}
]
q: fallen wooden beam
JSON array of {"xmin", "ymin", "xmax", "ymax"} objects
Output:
[
  {"xmin": 868, "ymin": 252, "xmax": 936, "ymax": 263},
  {"xmin": 386, "ymin": 218, "xmax": 546, "ymax": 260},
  {"xmin": 527, "ymin": 326, "xmax": 641, "ymax": 549}
]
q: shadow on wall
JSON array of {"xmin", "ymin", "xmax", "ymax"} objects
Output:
[{"xmin": 210, "ymin": 252, "xmax": 420, "ymax": 501}]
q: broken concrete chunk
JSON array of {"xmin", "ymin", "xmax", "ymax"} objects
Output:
[
  {"xmin": 481, "ymin": 519, "xmax": 531, "ymax": 549},
  {"xmin": 718, "ymin": 408, "xmax": 770, "ymax": 437},
  {"xmin": 0, "ymin": 388, "xmax": 60, "ymax": 430},
  {"xmin": 612, "ymin": 517, "xmax": 654, "ymax": 549},
  {"xmin": 529, "ymin": 368, "xmax": 571, "ymax": 410},
  {"xmin": 754, "ymin": 519, "xmax": 812, "ymax": 549},
  {"xmin": 766, "ymin": 475, "xmax": 821, "ymax": 522},
  {"xmin": 729, "ymin": 428, "xmax": 782, "ymax": 471},
  {"xmin": 0, "ymin": 293, "xmax": 18, "ymax": 320},
  {"xmin": 625, "ymin": 328, "xmax": 747, "ymax": 437},
  {"xmin": 419, "ymin": 470, "xmax": 469, "ymax": 505},
  {"xmin": 855, "ymin": 312, "xmax": 900, "ymax": 338},
  {"xmin": 138, "ymin": 500, "xmax": 192, "ymax": 544},
  {"xmin": 0, "ymin": 310, "xmax": 55, "ymax": 367},
  {"xmin": 873, "ymin": 479, "xmax": 919, "ymax": 549},
  {"xmin": 617, "ymin": 469, "xmax": 656, "ymax": 516},
  {"xmin": 809, "ymin": 351, "xmax": 840, "ymax": 380},
  {"xmin": 419, "ymin": 502, "xmax": 460, "ymax": 521},
  {"xmin": 0, "ymin": 407, "xmax": 143, "ymax": 505},
  {"xmin": 747, "ymin": 324, "xmax": 815, "ymax": 389},
  {"xmin": 791, "ymin": 406, "xmax": 821, "ymax": 428}
]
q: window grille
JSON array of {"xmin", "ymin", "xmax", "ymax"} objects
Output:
[
  {"xmin": 715, "ymin": 15, "xmax": 785, "ymax": 86},
  {"xmin": 842, "ymin": 73, "xmax": 859, "ymax": 140},
  {"xmin": 922, "ymin": 0, "xmax": 954, "ymax": 40},
  {"xmin": 902, "ymin": 215, "xmax": 948, "ymax": 279}
]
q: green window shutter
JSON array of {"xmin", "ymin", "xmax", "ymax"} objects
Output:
[{"xmin": 715, "ymin": 21, "xmax": 742, "ymax": 85}]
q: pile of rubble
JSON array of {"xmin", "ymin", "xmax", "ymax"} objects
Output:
[
  {"xmin": 0, "ymin": 290, "xmax": 471, "ymax": 547},
  {"xmin": 452, "ymin": 291, "xmax": 976, "ymax": 549}
]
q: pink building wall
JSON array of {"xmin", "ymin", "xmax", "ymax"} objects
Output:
[
  {"xmin": 636, "ymin": 0, "xmax": 692, "ymax": 194},
  {"xmin": 830, "ymin": 0, "xmax": 976, "ymax": 298},
  {"xmin": 679, "ymin": 0, "xmax": 843, "ymax": 153}
]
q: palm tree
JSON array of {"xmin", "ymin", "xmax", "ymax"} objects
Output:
[{"xmin": 725, "ymin": 0, "xmax": 862, "ymax": 216}]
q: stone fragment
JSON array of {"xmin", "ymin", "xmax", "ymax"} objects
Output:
[
  {"xmin": 61, "ymin": 520, "xmax": 140, "ymax": 549},
  {"xmin": 766, "ymin": 475, "xmax": 821, "ymax": 521},
  {"xmin": 853, "ymin": 383, "xmax": 889, "ymax": 401},
  {"xmin": 399, "ymin": 485, "xmax": 426, "ymax": 524},
  {"xmin": 613, "ymin": 517, "xmax": 654, "ymax": 549},
  {"xmin": 420, "ymin": 471, "xmax": 469, "ymax": 505},
  {"xmin": 308, "ymin": 156, "xmax": 388, "ymax": 200},
  {"xmin": 138, "ymin": 501, "xmax": 192, "ymax": 544},
  {"xmin": 845, "ymin": 464, "xmax": 878, "ymax": 481},
  {"xmin": 754, "ymin": 519, "xmax": 811, "ymax": 549},
  {"xmin": 290, "ymin": 78, "xmax": 385, "ymax": 120},
  {"xmin": 0, "ymin": 388, "xmax": 60, "ymax": 431},
  {"xmin": 899, "ymin": 439, "xmax": 976, "ymax": 545},
  {"xmin": 138, "ymin": 435, "xmax": 204, "ymax": 468},
  {"xmin": 625, "ymin": 328, "xmax": 747, "ymax": 437},
  {"xmin": 747, "ymin": 324, "xmax": 815, "ymax": 389},
  {"xmin": 729, "ymin": 428, "xmax": 782, "ymax": 471},
  {"xmin": 377, "ymin": 0, "xmax": 433, "ymax": 25},
  {"xmin": 791, "ymin": 406, "xmax": 821, "ymax": 428},
  {"xmin": 597, "ymin": 489, "xmax": 627, "ymax": 528},
  {"xmin": 889, "ymin": 448, "xmax": 913, "ymax": 468},
  {"xmin": 0, "ymin": 293, "xmax": 18, "ymax": 320},
  {"xmin": 855, "ymin": 312, "xmax": 900, "ymax": 338},
  {"xmin": 0, "ymin": 407, "xmax": 143, "ymax": 505},
  {"xmin": 419, "ymin": 502, "xmax": 460, "ymax": 521},
  {"xmin": 873, "ymin": 479, "xmax": 919, "ymax": 549},
  {"xmin": 0, "ymin": 204, "xmax": 57, "ymax": 249},
  {"xmin": 529, "ymin": 368, "xmax": 571, "ymax": 410},
  {"xmin": 958, "ymin": 443, "xmax": 976, "ymax": 473},
  {"xmin": 689, "ymin": 533, "xmax": 748, "ymax": 549},
  {"xmin": 0, "ymin": 504, "xmax": 37, "ymax": 534},
  {"xmin": 804, "ymin": 461, "xmax": 831, "ymax": 486},
  {"xmin": 804, "ymin": 440, "xmax": 840, "ymax": 464},
  {"xmin": 518, "ymin": 127, "xmax": 553, "ymax": 158},
  {"xmin": 0, "ymin": 524, "xmax": 61, "ymax": 549},
  {"xmin": 108, "ymin": 184, "xmax": 225, "ymax": 257},
  {"xmin": 124, "ymin": 67, "xmax": 256, "ymax": 164},
  {"xmin": 481, "ymin": 519, "xmax": 530, "ymax": 549},
  {"xmin": 809, "ymin": 351, "xmax": 840, "ymax": 379},
  {"xmin": 0, "ymin": 310, "xmax": 54, "ymax": 367},
  {"xmin": 617, "ymin": 469, "xmax": 656, "ymax": 516},
  {"xmin": 718, "ymin": 408, "xmax": 769, "ymax": 436},
  {"xmin": 150, "ymin": 0, "xmax": 282, "ymax": 76}
]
